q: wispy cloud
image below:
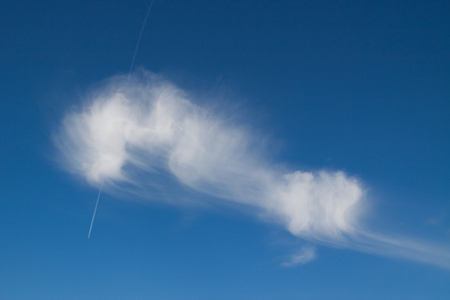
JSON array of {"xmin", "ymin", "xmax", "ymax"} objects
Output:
[
  {"xmin": 54, "ymin": 71, "xmax": 450, "ymax": 268},
  {"xmin": 282, "ymin": 245, "xmax": 316, "ymax": 267}
]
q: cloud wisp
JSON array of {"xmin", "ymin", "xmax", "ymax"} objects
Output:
[
  {"xmin": 282, "ymin": 245, "xmax": 316, "ymax": 267},
  {"xmin": 55, "ymin": 72, "xmax": 450, "ymax": 268}
]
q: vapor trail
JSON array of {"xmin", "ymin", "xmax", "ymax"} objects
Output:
[
  {"xmin": 87, "ymin": 1, "xmax": 156, "ymax": 238},
  {"xmin": 128, "ymin": 0, "xmax": 156, "ymax": 77},
  {"xmin": 87, "ymin": 181, "xmax": 104, "ymax": 239}
]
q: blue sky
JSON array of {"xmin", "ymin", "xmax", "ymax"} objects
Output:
[{"xmin": 1, "ymin": 0, "xmax": 450, "ymax": 299}]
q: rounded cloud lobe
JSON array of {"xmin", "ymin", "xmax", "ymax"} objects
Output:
[{"xmin": 55, "ymin": 72, "xmax": 450, "ymax": 268}]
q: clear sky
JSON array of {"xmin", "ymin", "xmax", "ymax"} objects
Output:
[{"xmin": 1, "ymin": 0, "xmax": 450, "ymax": 299}]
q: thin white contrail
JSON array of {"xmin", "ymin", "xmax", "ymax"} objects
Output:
[
  {"xmin": 128, "ymin": 0, "xmax": 156, "ymax": 77},
  {"xmin": 88, "ymin": 1, "xmax": 156, "ymax": 238},
  {"xmin": 88, "ymin": 181, "xmax": 104, "ymax": 239}
]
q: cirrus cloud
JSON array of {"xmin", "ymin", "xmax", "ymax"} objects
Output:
[{"xmin": 54, "ymin": 71, "xmax": 450, "ymax": 268}]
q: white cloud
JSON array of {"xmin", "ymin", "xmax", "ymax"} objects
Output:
[
  {"xmin": 54, "ymin": 71, "xmax": 450, "ymax": 269},
  {"xmin": 282, "ymin": 246, "xmax": 316, "ymax": 267}
]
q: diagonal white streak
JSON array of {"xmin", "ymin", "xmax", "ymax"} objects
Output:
[
  {"xmin": 128, "ymin": 0, "xmax": 156, "ymax": 78},
  {"xmin": 87, "ymin": 181, "xmax": 104, "ymax": 239},
  {"xmin": 87, "ymin": 1, "xmax": 155, "ymax": 239}
]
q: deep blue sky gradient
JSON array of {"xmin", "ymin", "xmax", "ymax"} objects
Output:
[{"xmin": 1, "ymin": 1, "xmax": 449, "ymax": 299}]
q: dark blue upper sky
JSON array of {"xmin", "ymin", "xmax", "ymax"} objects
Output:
[{"xmin": 1, "ymin": 1, "xmax": 449, "ymax": 299}]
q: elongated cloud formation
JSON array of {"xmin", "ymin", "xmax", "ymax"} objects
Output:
[{"xmin": 55, "ymin": 72, "xmax": 450, "ymax": 268}]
